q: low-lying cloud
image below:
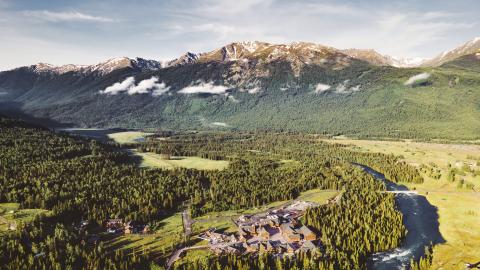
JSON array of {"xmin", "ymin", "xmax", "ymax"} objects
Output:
[
  {"xmin": 314, "ymin": 83, "xmax": 331, "ymax": 93},
  {"xmin": 178, "ymin": 81, "xmax": 229, "ymax": 94},
  {"xmin": 100, "ymin": 76, "xmax": 170, "ymax": 96},
  {"xmin": 151, "ymin": 82, "xmax": 171, "ymax": 96},
  {"xmin": 128, "ymin": 76, "xmax": 160, "ymax": 95},
  {"xmin": 314, "ymin": 80, "xmax": 361, "ymax": 94},
  {"xmin": 100, "ymin": 77, "xmax": 135, "ymax": 95},
  {"xmin": 247, "ymin": 87, "xmax": 261, "ymax": 94},
  {"xmin": 404, "ymin": 72, "xmax": 431, "ymax": 86},
  {"xmin": 227, "ymin": 95, "xmax": 240, "ymax": 103},
  {"xmin": 335, "ymin": 81, "xmax": 348, "ymax": 93},
  {"xmin": 211, "ymin": 122, "xmax": 230, "ymax": 127}
]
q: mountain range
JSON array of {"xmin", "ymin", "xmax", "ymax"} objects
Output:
[{"xmin": 0, "ymin": 38, "xmax": 479, "ymax": 140}]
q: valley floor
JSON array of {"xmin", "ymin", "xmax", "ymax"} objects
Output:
[{"xmin": 324, "ymin": 138, "xmax": 480, "ymax": 269}]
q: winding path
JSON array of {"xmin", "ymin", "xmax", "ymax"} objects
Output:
[
  {"xmin": 182, "ymin": 209, "xmax": 193, "ymax": 237},
  {"xmin": 166, "ymin": 245, "xmax": 208, "ymax": 269}
]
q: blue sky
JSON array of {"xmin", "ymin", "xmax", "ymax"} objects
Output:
[{"xmin": 0, "ymin": 0, "xmax": 478, "ymax": 70}]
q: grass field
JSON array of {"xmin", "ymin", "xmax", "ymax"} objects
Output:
[
  {"xmin": 104, "ymin": 189, "xmax": 338, "ymax": 266},
  {"xmin": 178, "ymin": 189, "xmax": 339, "ymax": 266},
  {"xmin": 176, "ymin": 248, "xmax": 214, "ymax": 267},
  {"xmin": 0, "ymin": 203, "xmax": 50, "ymax": 232},
  {"xmin": 107, "ymin": 131, "xmax": 153, "ymax": 144},
  {"xmin": 105, "ymin": 212, "xmax": 184, "ymax": 263},
  {"xmin": 130, "ymin": 150, "xmax": 229, "ymax": 170},
  {"xmin": 324, "ymin": 138, "xmax": 480, "ymax": 269}
]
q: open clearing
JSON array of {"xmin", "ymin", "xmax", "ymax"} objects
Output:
[
  {"xmin": 0, "ymin": 203, "xmax": 50, "ymax": 232},
  {"xmin": 105, "ymin": 212, "xmax": 184, "ymax": 263},
  {"xmin": 108, "ymin": 131, "xmax": 153, "ymax": 144},
  {"xmin": 324, "ymin": 138, "xmax": 480, "ymax": 269},
  {"xmin": 191, "ymin": 189, "xmax": 339, "ymax": 237},
  {"xmin": 178, "ymin": 189, "xmax": 338, "ymax": 265},
  {"xmin": 130, "ymin": 150, "xmax": 229, "ymax": 170},
  {"xmin": 105, "ymin": 189, "xmax": 338, "ymax": 266}
]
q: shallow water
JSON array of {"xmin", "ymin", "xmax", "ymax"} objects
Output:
[{"xmin": 358, "ymin": 165, "xmax": 445, "ymax": 270}]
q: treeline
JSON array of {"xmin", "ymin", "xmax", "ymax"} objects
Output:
[
  {"xmin": 175, "ymin": 171, "xmax": 405, "ymax": 269},
  {"xmin": 0, "ymin": 118, "xmax": 207, "ymax": 222},
  {"xmin": 141, "ymin": 132, "xmax": 423, "ymax": 184},
  {"xmin": 0, "ymin": 215, "xmax": 152, "ymax": 270},
  {"xmin": 302, "ymin": 189, "xmax": 405, "ymax": 268},
  {"xmin": 0, "ymin": 117, "xmax": 423, "ymax": 269}
]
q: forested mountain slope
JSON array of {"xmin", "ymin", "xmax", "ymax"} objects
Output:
[{"xmin": 1, "ymin": 42, "xmax": 479, "ymax": 140}]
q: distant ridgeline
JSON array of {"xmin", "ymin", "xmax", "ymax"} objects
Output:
[
  {"xmin": 1, "ymin": 41, "xmax": 480, "ymax": 141},
  {"xmin": 0, "ymin": 117, "xmax": 423, "ymax": 269}
]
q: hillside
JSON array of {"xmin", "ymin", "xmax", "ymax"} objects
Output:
[
  {"xmin": 423, "ymin": 37, "xmax": 480, "ymax": 67},
  {"xmin": 0, "ymin": 41, "xmax": 479, "ymax": 140}
]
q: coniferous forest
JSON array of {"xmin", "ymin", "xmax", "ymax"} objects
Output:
[{"xmin": 0, "ymin": 116, "xmax": 424, "ymax": 269}]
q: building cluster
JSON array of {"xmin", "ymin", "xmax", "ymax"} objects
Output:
[
  {"xmin": 105, "ymin": 219, "xmax": 150, "ymax": 235},
  {"xmin": 198, "ymin": 200, "xmax": 322, "ymax": 256}
]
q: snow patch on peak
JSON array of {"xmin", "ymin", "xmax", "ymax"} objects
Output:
[
  {"xmin": 238, "ymin": 41, "xmax": 262, "ymax": 53},
  {"xmin": 32, "ymin": 62, "xmax": 86, "ymax": 74},
  {"xmin": 91, "ymin": 57, "xmax": 132, "ymax": 74},
  {"xmin": 390, "ymin": 57, "xmax": 427, "ymax": 68},
  {"xmin": 166, "ymin": 52, "xmax": 200, "ymax": 67},
  {"xmin": 470, "ymin": 37, "xmax": 480, "ymax": 44}
]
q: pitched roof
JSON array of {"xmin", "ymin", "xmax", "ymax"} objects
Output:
[
  {"xmin": 297, "ymin": 225, "xmax": 315, "ymax": 236},
  {"xmin": 302, "ymin": 240, "xmax": 316, "ymax": 249}
]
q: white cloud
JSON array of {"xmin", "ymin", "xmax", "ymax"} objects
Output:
[
  {"xmin": 227, "ymin": 95, "xmax": 240, "ymax": 103},
  {"xmin": 247, "ymin": 87, "xmax": 261, "ymax": 94},
  {"xmin": 24, "ymin": 10, "xmax": 113, "ymax": 23},
  {"xmin": 404, "ymin": 72, "xmax": 431, "ymax": 86},
  {"xmin": 0, "ymin": 91, "xmax": 7, "ymax": 95},
  {"xmin": 151, "ymin": 82, "xmax": 171, "ymax": 96},
  {"xmin": 128, "ymin": 76, "xmax": 159, "ymax": 95},
  {"xmin": 100, "ymin": 77, "xmax": 135, "ymax": 95},
  {"xmin": 211, "ymin": 122, "xmax": 229, "ymax": 127},
  {"xmin": 100, "ymin": 76, "xmax": 170, "ymax": 96},
  {"xmin": 335, "ymin": 80, "xmax": 348, "ymax": 93},
  {"xmin": 178, "ymin": 81, "xmax": 229, "ymax": 94},
  {"xmin": 350, "ymin": 84, "xmax": 361, "ymax": 92},
  {"xmin": 314, "ymin": 83, "xmax": 331, "ymax": 93}
]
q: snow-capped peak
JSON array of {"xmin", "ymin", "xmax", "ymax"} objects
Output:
[
  {"xmin": 423, "ymin": 37, "xmax": 480, "ymax": 66},
  {"xmin": 390, "ymin": 57, "xmax": 427, "ymax": 68},
  {"xmin": 31, "ymin": 62, "xmax": 87, "ymax": 74},
  {"xmin": 238, "ymin": 41, "xmax": 263, "ymax": 53},
  {"xmin": 29, "ymin": 57, "xmax": 162, "ymax": 76},
  {"xmin": 166, "ymin": 52, "xmax": 200, "ymax": 67}
]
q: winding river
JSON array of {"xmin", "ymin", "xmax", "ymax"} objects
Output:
[{"xmin": 357, "ymin": 165, "xmax": 445, "ymax": 270}]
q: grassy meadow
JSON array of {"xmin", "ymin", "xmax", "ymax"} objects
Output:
[
  {"xmin": 107, "ymin": 131, "xmax": 153, "ymax": 144},
  {"xmin": 324, "ymin": 138, "xmax": 480, "ymax": 269},
  {"xmin": 131, "ymin": 151, "xmax": 230, "ymax": 170},
  {"xmin": 104, "ymin": 212, "xmax": 184, "ymax": 263},
  {"xmin": 0, "ymin": 203, "xmax": 50, "ymax": 232}
]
